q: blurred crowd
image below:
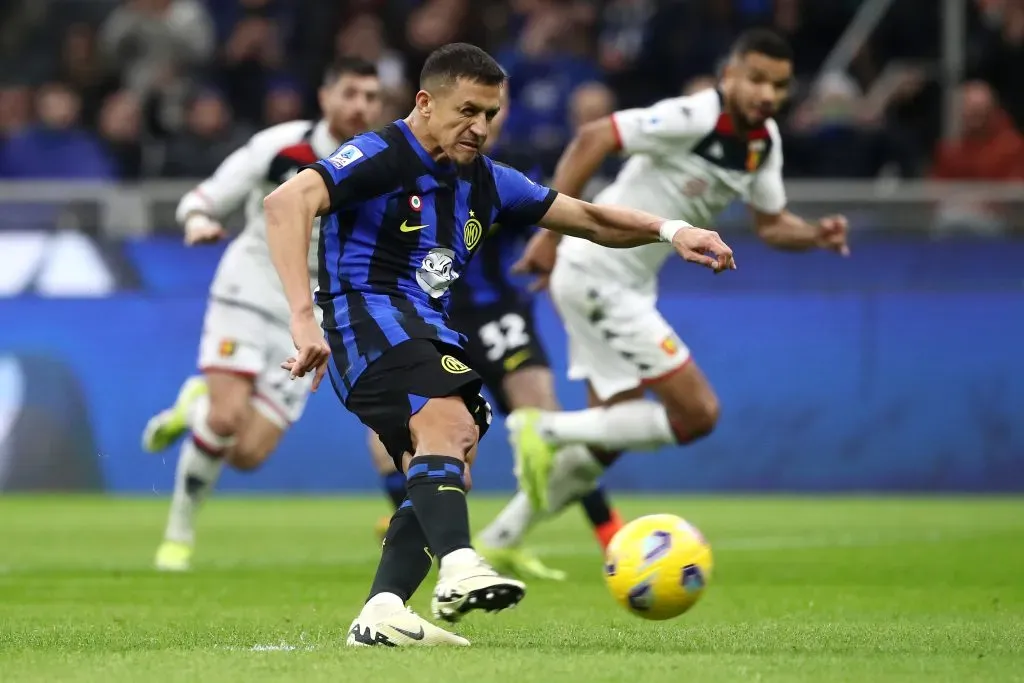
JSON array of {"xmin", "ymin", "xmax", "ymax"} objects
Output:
[{"xmin": 0, "ymin": 0, "xmax": 1023, "ymax": 182}]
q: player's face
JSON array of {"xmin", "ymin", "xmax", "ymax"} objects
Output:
[
  {"xmin": 724, "ymin": 52, "xmax": 792, "ymax": 128},
  {"xmin": 427, "ymin": 78, "xmax": 503, "ymax": 165},
  {"xmin": 320, "ymin": 73, "xmax": 382, "ymax": 140},
  {"xmin": 483, "ymin": 88, "xmax": 510, "ymax": 154}
]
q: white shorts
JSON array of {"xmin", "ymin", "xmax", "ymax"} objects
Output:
[
  {"xmin": 549, "ymin": 261, "xmax": 691, "ymax": 402},
  {"xmin": 197, "ymin": 298, "xmax": 311, "ymax": 428}
]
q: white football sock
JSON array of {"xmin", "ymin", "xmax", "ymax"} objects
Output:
[
  {"xmin": 163, "ymin": 395, "xmax": 233, "ymax": 544},
  {"xmin": 538, "ymin": 400, "xmax": 675, "ymax": 452},
  {"xmin": 546, "ymin": 444, "xmax": 604, "ymax": 511},
  {"xmin": 478, "ymin": 445, "xmax": 605, "ymax": 547},
  {"xmin": 477, "ymin": 491, "xmax": 536, "ymax": 549}
]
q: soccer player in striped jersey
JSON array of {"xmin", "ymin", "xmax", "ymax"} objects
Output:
[
  {"xmin": 265, "ymin": 43, "xmax": 735, "ymax": 647},
  {"xmin": 139, "ymin": 58, "xmax": 381, "ymax": 572},
  {"xmin": 366, "ymin": 86, "xmax": 623, "ymax": 581}
]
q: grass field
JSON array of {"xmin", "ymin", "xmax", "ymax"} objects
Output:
[{"xmin": 1, "ymin": 495, "xmax": 1022, "ymax": 682}]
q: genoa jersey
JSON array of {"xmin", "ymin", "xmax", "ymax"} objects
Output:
[
  {"xmin": 448, "ymin": 147, "xmax": 545, "ymax": 311},
  {"xmin": 305, "ymin": 119, "xmax": 557, "ymax": 401}
]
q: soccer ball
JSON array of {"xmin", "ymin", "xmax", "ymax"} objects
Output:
[{"xmin": 603, "ymin": 514, "xmax": 713, "ymax": 620}]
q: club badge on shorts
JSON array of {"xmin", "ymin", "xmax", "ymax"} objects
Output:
[
  {"xmin": 218, "ymin": 339, "xmax": 237, "ymax": 357},
  {"xmin": 660, "ymin": 335, "xmax": 680, "ymax": 356},
  {"xmin": 441, "ymin": 355, "xmax": 471, "ymax": 374}
]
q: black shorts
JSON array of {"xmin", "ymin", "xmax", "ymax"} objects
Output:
[
  {"xmin": 449, "ymin": 300, "xmax": 550, "ymax": 415},
  {"xmin": 339, "ymin": 339, "xmax": 492, "ymax": 468}
]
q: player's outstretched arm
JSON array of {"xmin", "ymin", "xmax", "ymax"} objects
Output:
[
  {"xmin": 752, "ymin": 209, "xmax": 850, "ymax": 255},
  {"xmin": 539, "ymin": 194, "xmax": 736, "ymax": 273},
  {"xmin": 264, "ymin": 169, "xmax": 331, "ymax": 387},
  {"xmin": 175, "ymin": 139, "xmax": 267, "ymax": 245}
]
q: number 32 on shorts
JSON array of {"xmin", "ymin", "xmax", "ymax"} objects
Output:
[{"xmin": 478, "ymin": 313, "xmax": 530, "ymax": 361}]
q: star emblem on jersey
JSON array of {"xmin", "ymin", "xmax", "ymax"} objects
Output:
[
  {"xmin": 440, "ymin": 355, "xmax": 471, "ymax": 374},
  {"xmin": 400, "ymin": 220, "xmax": 429, "ymax": 233},
  {"xmin": 463, "ymin": 214, "xmax": 483, "ymax": 250}
]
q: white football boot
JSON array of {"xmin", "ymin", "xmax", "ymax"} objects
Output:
[
  {"xmin": 346, "ymin": 599, "xmax": 470, "ymax": 647},
  {"xmin": 431, "ymin": 550, "xmax": 526, "ymax": 623}
]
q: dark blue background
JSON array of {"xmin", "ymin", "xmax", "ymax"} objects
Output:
[{"xmin": 3, "ymin": 236, "xmax": 1022, "ymax": 493}]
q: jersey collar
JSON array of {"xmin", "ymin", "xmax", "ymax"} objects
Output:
[
  {"xmin": 311, "ymin": 119, "xmax": 340, "ymax": 159},
  {"xmin": 395, "ymin": 119, "xmax": 456, "ymax": 175}
]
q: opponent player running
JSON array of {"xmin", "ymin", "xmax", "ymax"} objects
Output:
[
  {"xmin": 501, "ymin": 29, "xmax": 850, "ymax": 524},
  {"xmin": 265, "ymin": 43, "xmax": 735, "ymax": 647},
  {"xmin": 141, "ymin": 58, "xmax": 382, "ymax": 571},
  {"xmin": 366, "ymin": 87, "xmax": 622, "ymax": 581}
]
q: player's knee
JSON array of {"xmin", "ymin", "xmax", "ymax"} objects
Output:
[
  {"xmin": 410, "ymin": 398, "xmax": 479, "ymax": 458},
  {"xmin": 668, "ymin": 393, "xmax": 719, "ymax": 443},
  {"xmin": 229, "ymin": 443, "xmax": 272, "ymax": 472},
  {"xmin": 205, "ymin": 400, "xmax": 247, "ymax": 438}
]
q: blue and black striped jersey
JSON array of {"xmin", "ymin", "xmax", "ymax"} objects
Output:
[
  {"xmin": 305, "ymin": 119, "xmax": 557, "ymax": 401},
  {"xmin": 447, "ymin": 148, "xmax": 544, "ymax": 311}
]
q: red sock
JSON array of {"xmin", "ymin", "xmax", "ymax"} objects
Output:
[{"xmin": 595, "ymin": 510, "xmax": 624, "ymax": 551}]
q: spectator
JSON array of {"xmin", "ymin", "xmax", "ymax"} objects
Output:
[
  {"xmin": 0, "ymin": 82, "xmax": 114, "ymax": 179},
  {"xmin": 161, "ymin": 88, "xmax": 248, "ymax": 177},
  {"xmin": 0, "ymin": 85, "xmax": 32, "ymax": 140},
  {"xmin": 931, "ymin": 80, "xmax": 1024, "ymax": 180},
  {"xmin": 263, "ymin": 79, "xmax": 303, "ymax": 126},
  {"xmin": 499, "ymin": 3, "xmax": 602, "ymax": 173},
  {"xmin": 568, "ymin": 81, "xmax": 620, "ymax": 199},
  {"xmin": 335, "ymin": 13, "xmax": 406, "ymax": 93},
  {"xmin": 973, "ymin": 0, "xmax": 1024, "ymax": 130},
  {"xmin": 57, "ymin": 23, "xmax": 119, "ymax": 128},
  {"xmin": 220, "ymin": 10, "xmax": 284, "ymax": 128},
  {"xmin": 99, "ymin": 0, "xmax": 215, "ymax": 95},
  {"xmin": 98, "ymin": 90, "xmax": 144, "ymax": 179}
]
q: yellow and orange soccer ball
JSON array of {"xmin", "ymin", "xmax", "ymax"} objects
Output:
[{"xmin": 603, "ymin": 514, "xmax": 713, "ymax": 620}]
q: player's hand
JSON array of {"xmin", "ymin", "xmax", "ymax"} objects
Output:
[
  {"xmin": 284, "ymin": 312, "xmax": 330, "ymax": 391},
  {"xmin": 671, "ymin": 228, "xmax": 736, "ymax": 273},
  {"xmin": 816, "ymin": 215, "xmax": 850, "ymax": 256},
  {"xmin": 511, "ymin": 231, "xmax": 559, "ymax": 292},
  {"xmin": 184, "ymin": 214, "xmax": 227, "ymax": 246}
]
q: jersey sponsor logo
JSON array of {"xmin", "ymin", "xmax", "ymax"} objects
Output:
[
  {"xmin": 409, "ymin": 195, "xmax": 422, "ymax": 211},
  {"xmin": 416, "ymin": 248, "xmax": 459, "ymax": 298},
  {"xmin": 399, "ymin": 220, "xmax": 429, "ymax": 233},
  {"xmin": 440, "ymin": 355, "xmax": 471, "ymax": 374},
  {"xmin": 463, "ymin": 210, "xmax": 483, "ymax": 250},
  {"xmin": 327, "ymin": 144, "xmax": 363, "ymax": 169}
]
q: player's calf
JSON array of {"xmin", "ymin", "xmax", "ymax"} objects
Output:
[
  {"xmin": 227, "ymin": 409, "xmax": 286, "ymax": 471},
  {"xmin": 648, "ymin": 361, "xmax": 720, "ymax": 444}
]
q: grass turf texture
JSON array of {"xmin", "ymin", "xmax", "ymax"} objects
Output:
[{"xmin": 0, "ymin": 496, "xmax": 1021, "ymax": 682}]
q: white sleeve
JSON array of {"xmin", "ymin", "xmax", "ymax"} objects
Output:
[
  {"xmin": 174, "ymin": 141, "xmax": 266, "ymax": 224},
  {"xmin": 747, "ymin": 124, "xmax": 787, "ymax": 215},
  {"xmin": 610, "ymin": 96, "xmax": 713, "ymax": 156}
]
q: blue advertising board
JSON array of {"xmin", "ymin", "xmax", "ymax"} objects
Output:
[{"xmin": 1, "ymin": 236, "xmax": 1022, "ymax": 492}]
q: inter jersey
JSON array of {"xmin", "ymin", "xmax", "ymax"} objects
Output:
[{"xmin": 305, "ymin": 119, "xmax": 557, "ymax": 399}]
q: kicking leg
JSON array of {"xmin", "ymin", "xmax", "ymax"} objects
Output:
[{"xmin": 156, "ymin": 370, "xmax": 252, "ymax": 571}]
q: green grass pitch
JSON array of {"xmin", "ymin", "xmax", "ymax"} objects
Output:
[{"xmin": 1, "ymin": 495, "xmax": 1022, "ymax": 682}]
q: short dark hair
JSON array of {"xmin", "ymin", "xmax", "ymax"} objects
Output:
[
  {"xmin": 323, "ymin": 56, "xmax": 378, "ymax": 86},
  {"xmin": 731, "ymin": 29, "xmax": 793, "ymax": 62},
  {"xmin": 420, "ymin": 43, "xmax": 506, "ymax": 90}
]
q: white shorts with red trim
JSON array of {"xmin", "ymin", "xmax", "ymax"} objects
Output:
[
  {"xmin": 549, "ymin": 260, "xmax": 691, "ymax": 402},
  {"xmin": 197, "ymin": 298, "xmax": 311, "ymax": 428}
]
